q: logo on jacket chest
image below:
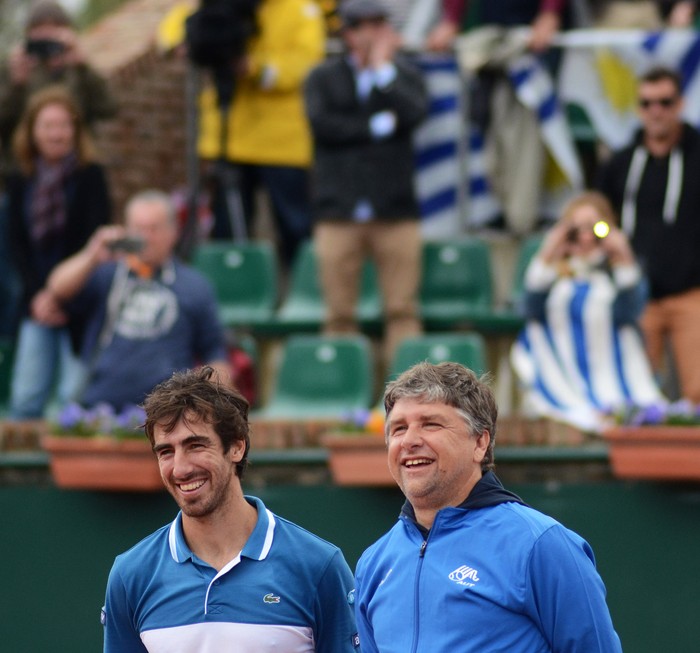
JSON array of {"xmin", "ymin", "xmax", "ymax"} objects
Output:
[{"xmin": 449, "ymin": 564, "xmax": 480, "ymax": 587}]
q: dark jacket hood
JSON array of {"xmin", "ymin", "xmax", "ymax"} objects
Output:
[{"xmin": 400, "ymin": 471, "xmax": 527, "ymax": 526}]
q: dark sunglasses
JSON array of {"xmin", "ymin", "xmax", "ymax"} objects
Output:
[{"xmin": 638, "ymin": 96, "xmax": 679, "ymax": 109}]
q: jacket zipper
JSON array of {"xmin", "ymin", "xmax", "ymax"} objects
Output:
[{"xmin": 410, "ymin": 539, "xmax": 428, "ymax": 653}]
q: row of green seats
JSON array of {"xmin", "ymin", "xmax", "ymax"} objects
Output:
[
  {"xmin": 252, "ymin": 332, "xmax": 488, "ymax": 420},
  {"xmin": 193, "ymin": 236, "xmax": 544, "ymax": 337}
]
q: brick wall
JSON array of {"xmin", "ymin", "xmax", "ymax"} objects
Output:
[
  {"xmin": 81, "ymin": 0, "xmax": 192, "ymax": 219},
  {"xmin": 94, "ymin": 51, "xmax": 189, "ymax": 217}
]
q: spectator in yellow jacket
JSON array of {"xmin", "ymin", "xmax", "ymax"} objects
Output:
[{"xmin": 194, "ymin": 0, "xmax": 326, "ymax": 266}]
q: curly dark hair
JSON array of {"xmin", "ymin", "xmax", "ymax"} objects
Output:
[{"xmin": 142, "ymin": 366, "xmax": 250, "ymax": 478}]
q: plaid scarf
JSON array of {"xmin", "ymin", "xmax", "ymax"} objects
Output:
[{"xmin": 30, "ymin": 152, "xmax": 79, "ymax": 246}]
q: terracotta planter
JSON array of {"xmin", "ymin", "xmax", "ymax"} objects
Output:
[
  {"xmin": 321, "ymin": 433, "xmax": 394, "ymax": 486},
  {"xmin": 42, "ymin": 435, "xmax": 163, "ymax": 492},
  {"xmin": 603, "ymin": 426, "xmax": 700, "ymax": 481}
]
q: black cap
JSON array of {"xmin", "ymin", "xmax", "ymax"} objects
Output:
[{"xmin": 339, "ymin": 0, "xmax": 388, "ymax": 27}]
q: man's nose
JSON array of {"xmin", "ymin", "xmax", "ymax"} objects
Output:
[
  {"xmin": 400, "ymin": 423, "xmax": 424, "ymax": 448},
  {"xmin": 172, "ymin": 448, "xmax": 193, "ymax": 477}
]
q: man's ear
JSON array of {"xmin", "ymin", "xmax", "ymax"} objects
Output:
[
  {"xmin": 473, "ymin": 430, "xmax": 490, "ymax": 464},
  {"xmin": 228, "ymin": 439, "xmax": 246, "ymax": 464}
]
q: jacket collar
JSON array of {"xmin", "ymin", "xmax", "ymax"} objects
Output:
[{"xmin": 400, "ymin": 471, "xmax": 527, "ymax": 532}]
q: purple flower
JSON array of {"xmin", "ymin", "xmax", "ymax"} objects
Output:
[
  {"xmin": 614, "ymin": 399, "xmax": 700, "ymax": 426},
  {"xmin": 637, "ymin": 404, "xmax": 666, "ymax": 425},
  {"xmin": 115, "ymin": 404, "xmax": 146, "ymax": 430},
  {"xmin": 57, "ymin": 402, "xmax": 86, "ymax": 430},
  {"xmin": 85, "ymin": 402, "xmax": 117, "ymax": 433},
  {"xmin": 667, "ymin": 399, "xmax": 694, "ymax": 418}
]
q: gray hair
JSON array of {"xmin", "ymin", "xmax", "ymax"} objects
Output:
[
  {"xmin": 384, "ymin": 361, "xmax": 497, "ymax": 471},
  {"xmin": 125, "ymin": 189, "xmax": 177, "ymax": 226}
]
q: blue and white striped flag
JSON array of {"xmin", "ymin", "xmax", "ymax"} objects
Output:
[
  {"xmin": 413, "ymin": 50, "xmax": 583, "ymax": 235},
  {"xmin": 412, "ymin": 54, "xmax": 470, "ymax": 237},
  {"xmin": 510, "ymin": 271, "xmax": 664, "ymax": 432}
]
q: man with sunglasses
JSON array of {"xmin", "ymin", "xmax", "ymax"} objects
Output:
[{"xmin": 598, "ymin": 66, "xmax": 700, "ymax": 403}]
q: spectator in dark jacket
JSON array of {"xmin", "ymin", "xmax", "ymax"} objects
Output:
[
  {"xmin": 598, "ymin": 66, "xmax": 700, "ymax": 402},
  {"xmin": 304, "ymin": 0, "xmax": 428, "ymax": 363}
]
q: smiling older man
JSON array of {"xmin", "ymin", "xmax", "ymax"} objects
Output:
[{"xmin": 354, "ymin": 361, "xmax": 622, "ymax": 653}]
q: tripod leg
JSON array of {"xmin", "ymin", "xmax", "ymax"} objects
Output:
[
  {"xmin": 225, "ymin": 183, "xmax": 248, "ymax": 242},
  {"xmin": 217, "ymin": 161, "xmax": 248, "ymax": 242}
]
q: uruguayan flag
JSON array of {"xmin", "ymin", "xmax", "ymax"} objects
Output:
[
  {"xmin": 412, "ymin": 46, "xmax": 583, "ymax": 234},
  {"xmin": 507, "ymin": 53, "xmax": 584, "ymax": 191},
  {"xmin": 511, "ymin": 271, "xmax": 664, "ymax": 432},
  {"xmin": 557, "ymin": 28, "xmax": 700, "ymax": 149}
]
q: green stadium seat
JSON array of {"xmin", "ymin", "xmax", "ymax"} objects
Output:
[
  {"xmin": 388, "ymin": 332, "xmax": 488, "ymax": 381},
  {"xmin": 254, "ymin": 334, "xmax": 374, "ymax": 418},
  {"xmin": 192, "ymin": 241, "xmax": 278, "ymax": 328},
  {"xmin": 274, "ymin": 241, "xmax": 382, "ymax": 331},
  {"xmin": 420, "ymin": 239, "xmax": 494, "ymax": 328}
]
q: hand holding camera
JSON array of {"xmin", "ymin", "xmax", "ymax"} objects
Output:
[
  {"xmin": 107, "ymin": 236, "xmax": 146, "ymax": 254},
  {"xmin": 84, "ymin": 226, "xmax": 144, "ymax": 267},
  {"xmin": 12, "ymin": 23, "xmax": 83, "ymax": 82}
]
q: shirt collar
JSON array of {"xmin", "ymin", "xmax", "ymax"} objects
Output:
[
  {"xmin": 124, "ymin": 257, "xmax": 177, "ymax": 284},
  {"xmin": 167, "ymin": 495, "xmax": 276, "ymax": 564}
]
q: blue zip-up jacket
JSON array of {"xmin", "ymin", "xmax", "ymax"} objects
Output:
[{"xmin": 355, "ymin": 472, "xmax": 622, "ymax": 652}]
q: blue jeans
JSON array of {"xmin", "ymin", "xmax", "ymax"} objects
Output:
[{"xmin": 9, "ymin": 319, "xmax": 85, "ymax": 419}]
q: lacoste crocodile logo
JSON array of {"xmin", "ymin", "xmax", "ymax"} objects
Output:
[{"xmin": 263, "ymin": 593, "xmax": 281, "ymax": 604}]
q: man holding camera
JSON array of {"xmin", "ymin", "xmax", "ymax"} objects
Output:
[
  {"xmin": 0, "ymin": 1, "xmax": 117, "ymax": 160},
  {"xmin": 46, "ymin": 189, "xmax": 230, "ymax": 411},
  {"xmin": 598, "ymin": 66, "xmax": 700, "ymax": 403}
]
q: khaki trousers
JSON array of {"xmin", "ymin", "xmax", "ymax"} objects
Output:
[
  {"xmin": 314, "ymin": 220, "xmax": 422, "ymax": 363},
  {"xmin": 641, "ymin": 288, "xmax": 700, "ymax": 402}
]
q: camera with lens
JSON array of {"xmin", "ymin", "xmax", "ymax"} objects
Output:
[
  {"xmin": 25, "ymin": 38, "xmax": 66, "ymax": 60},
  {"xmin": 107, "ymin": 236, "xmax": 145, "ymax": 254},
  {"xmin": 566, "ymin": 221, "xmax": 610, "ymax": 244}
]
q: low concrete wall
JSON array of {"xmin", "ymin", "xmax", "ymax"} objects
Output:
[{"xmin": 1, "ymin": 475, "xmax": 699, "ymax": 651}]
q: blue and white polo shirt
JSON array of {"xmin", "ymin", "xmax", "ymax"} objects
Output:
[{"xmin": 102, "ymin": 496, "xmax": 358, "ymax": 652}]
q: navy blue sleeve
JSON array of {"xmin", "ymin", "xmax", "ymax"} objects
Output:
[{"xmin": 612, "ymin": 277, "xmax": 648, "ymax": 325}]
